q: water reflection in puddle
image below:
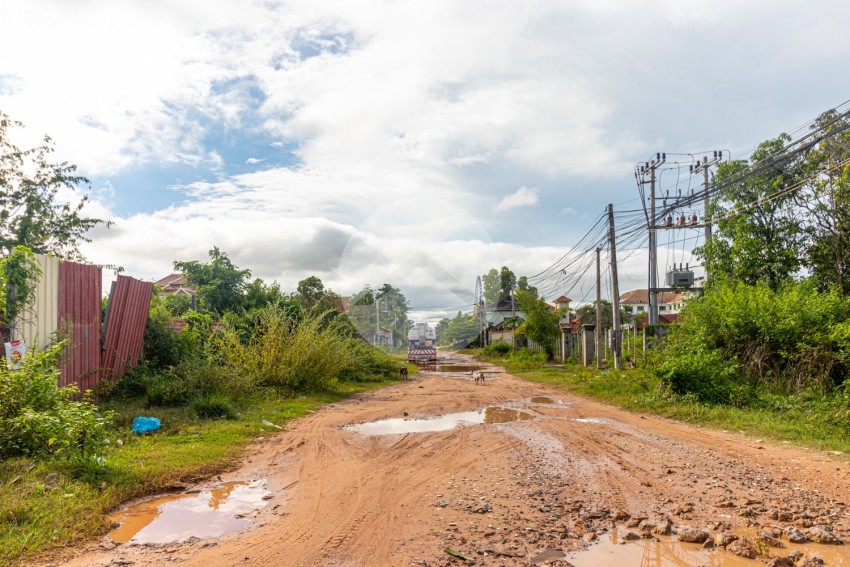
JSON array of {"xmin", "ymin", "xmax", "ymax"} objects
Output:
[
  {"xmin": 417, "ymin": 364, "xmax": 493, "ymax": 373},
  {"xmin": 109, "ymin": 479, "xmax": 270, "ymax": 544},
  {"xmin": 347, "ymin": 407, "xmax": 535, "ymax": 435},
  {"xmin": 573, "ymin": 418, "xmax": 604, "ymax": 424},
  {"xmin": 568, "ymin": 529, "xmax": 850, "ymax": 566},
  {"xmin": 530, "ymin": 397, "xmax": 556, "ymax": 404}
]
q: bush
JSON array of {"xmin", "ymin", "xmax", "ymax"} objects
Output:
[
  {"xmin": 0, "ymin": 344, "xmax": 112, "ymax": 458},
  {"xmin": 655, "ymin": 346, "xmax": 742, "ymax": 404},
  {"xmin": 483, "ymin": 342, "xmax": 512, "ymax": 356},
  {"xmin": 508, "ymin": 348, "xmax": 548, "ymax": 369},
  {"xmin": 191, "ymin": 392, "xmax": 236, "ymax": 419}
]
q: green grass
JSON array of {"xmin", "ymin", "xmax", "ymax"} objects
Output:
[
  {"xmin": 0, "ymin": 380, "xmax": 392, "ymax": 566},
  {"xmin": 467, "ymin": 349, "xmax": 850, "ymax": 455}
]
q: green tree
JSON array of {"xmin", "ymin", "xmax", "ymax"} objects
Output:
[
  {"xmin": 517, "ymin": 275, "xmax": 539, "ymax": 299},
  {"xmin": 375, "ymin": 283, "xmax": 410, "ymax": 345},
  {"xmin": 442, "ymin": 311, "xmax": 479, "ymax": 347},
  {"xmin": 243, "ymin": 278, "xmax": 286, "ymax": 311},
  {"xmin": 0, "ymin": 112, "xmax": 106, "ymax": 258},
  {"xmin": 296, "ymin": 275, "xmax": 326, "ymax": 308},
  {"xmin": 515, "ymin": 289, "xmax": 561, "ymax": 357},
  {"xmin": 435, "ymin": 317, "xmax": 450, "ymax": 344},
  {"xmin": 799, "ymin": 110, "xmax": 850, "ymax": 297},
  {"xmin": 696, "ymin": 134, "xmax": 804, "ymax": 290},
  {"xmin": 173, "ymin": 247, "xmax": 251, "ymax": 315},
  {"xmin": 482, "ymin": 268, "xmax": 500, "ymax": 304}
]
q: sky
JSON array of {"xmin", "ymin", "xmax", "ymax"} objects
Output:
[{"xmin": 2, "ymin": 0, "xmax": 850, "ymax": 322}]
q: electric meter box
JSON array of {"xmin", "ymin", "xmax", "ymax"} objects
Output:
[{"xmin": 666, "ymin": 270, "xmax": 694, "ymax": 287}]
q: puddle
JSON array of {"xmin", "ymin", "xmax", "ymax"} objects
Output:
[
  {"xmin": 573, "ymin": 418, "xmax": 604, "ymax": 424},
  {"xmin": 108, "ymin": 480, "xmax": 270, "ymax": 544},
  {"xmin": 347, "ymin": 407, "xmax": 534, "ymax": 435},
  {"xmin": 416, "ymin": 363, "xmax": 495, "ymax": 373},
  {"xmin": 567, "ymin": 529, "xmax": 850, "ymax": 566},
  {"xmin": 530, "ymin": 396, "xmax": 556, "ymax": 404}
]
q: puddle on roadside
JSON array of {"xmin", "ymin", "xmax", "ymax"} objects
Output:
[
  {"xmin": 573, "ymin": 418, "xmax": 604, "ymax": 424},
  {"xmin": 530, "ymin": 396, "xmax": 556, "ymax": 404},
  {"xmin": 346, "ymin": 407, "xmax": 535, "ymax": 435},
  {"xmin": 108, "ymin": 479, "xmax": 270, "ymax": 544},
  {"xmin": 567, "ymin": 529, "xmax": 850, "ymax": 567},
  {"xmin": 415, "ymin": 362, "xmax": 501, "ymax": 374}
]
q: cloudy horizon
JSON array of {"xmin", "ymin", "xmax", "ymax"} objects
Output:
[{"xmin": 3, "ymin": 0, "xmax": 849, "ymax": 322}]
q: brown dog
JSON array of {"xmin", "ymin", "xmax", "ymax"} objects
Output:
[
  {"xmin": 473, "ymin": 371, "xmax": 485, "ymax": 385},
  {"xmin": 400, "ymin": 367, "xmax": 409, "ymax": 380}
]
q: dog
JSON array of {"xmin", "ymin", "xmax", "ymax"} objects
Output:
[
  {"xmin": 400, "ymin": 367, "xmax": 409, "ymax": 380},
  {"xmin": 473, "ymin": 371, "xmax": 485, "ymax": 385}
]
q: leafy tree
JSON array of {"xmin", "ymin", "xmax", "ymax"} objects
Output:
[
  {"xmin": 162, "ymin": 292, "xmax": 192, "ymax": 316},
  {"xmin": 482, "ymin": 268, "xmax": 500, "ymax": 304},
  {"xmin": 441, "ymin": 311, "xmax": 479, "ymax": 347},
  {"xmin": 0, "ymin": 246, "xmax": 41, "ymax": 331},
  {"xmin": 243, "ymin": 278, "xmax": 286, "ymax": 311},
  {"xmin": 296, "ymin": 276, "xmax": 326, "ymax": 308},
  {"xmin": 574, "ymin": 300, "xmax": 627, "ymax": 328},
  {"xmin": 515, "ymin": 290, "xmax": 561, "ymax": 357},
  {"xmin": 499, "ymin": 267, "xmax": 517, "ymax": 301},
  {"xmin": 375, "ymin": 283, "xmax": 410, "ymax": 344},
  {"xmin": 696, "ymin": 134, "xmax": 805, "ymax": 290},
  {"xmin": 517, "ymin": 276, "xmax": 539, "ymax": 299},
  {"xmin": 174, "ymin": 247, "xmax": 251, "ymax": 315},
  {"xmin": 0, "ymin": 112, "xmax": 106, "ymax": 258},
  {"xmin": 798, "ymin": 110, "xmax": 850, "ymax": 297},
  {"xmin": 435, "ymin": 317, "xmax": 450, "ymax": 343}
]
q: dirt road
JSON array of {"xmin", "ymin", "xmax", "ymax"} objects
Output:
[{"xmin": 58, "ymin": 354, "xmax": 850, "ymax": 566}]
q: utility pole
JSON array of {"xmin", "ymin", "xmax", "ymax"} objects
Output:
[
  {"xmin": 375, "ymin": 298, "xmax": 380, "ymax": 345},
  {"xmin": 595, "ymin": 247, "xmax": 602, "ymax": 370},
  {"xmin": 636, "ymin": 153, "xmax": 665, "ymax": 327},
  {"xmin": 511, "ymin": 283, "xmax": 517, "ymax": 351},
  {"xmin": 692, "ymin": 151, "xmax": 723, "ymax": 282},
  {"xmin": 608, "ymin": 204, "xmax": 623, "ymax": 369}
]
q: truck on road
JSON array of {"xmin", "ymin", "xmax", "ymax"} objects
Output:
[{"xmin": 407, "ymin": 322, "xmax": 437, "ymax": 362}]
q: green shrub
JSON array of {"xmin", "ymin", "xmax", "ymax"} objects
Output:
[
  {"xmin": 191, "ymin": 392, "xmax": 236, "ymax": 419},
  {"xmin": 655, "ymin": 346, "xmax": 742, "ymax": 404},
  {"xmin": 508, "ymin": 348, "xmax": 548, "ymax": 369},
  {"xmin": 0, "ymin": 344, "xmax": 112, "ymax": 458},
  {"xmin": 483, "ymin": 342, "xmax": 512, "ymax": 356}
]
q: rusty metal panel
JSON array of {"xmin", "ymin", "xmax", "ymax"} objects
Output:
[
  {"xmin": 18, "ymin": 254, "xmax": 60, "ymax": 350},
  {"xmin": 58, "ymin": 261, "xmax": 102, "ymax": 392},
  {"xmin": 101, "ymin": 275, "xmax": 152, "ymax": 382}
]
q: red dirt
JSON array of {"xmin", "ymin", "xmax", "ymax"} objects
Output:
[{"xmin": 53, "ymin": 354, "xmax": 850, "ymax": 566}]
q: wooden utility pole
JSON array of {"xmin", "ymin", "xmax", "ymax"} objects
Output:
[
  {"xmin": 595, "ymin": 247, "xmax": 602, "ymax": 369},
  {"xmin": 608, "ymin": 203, "xmax": 623, "ymax": 369}
]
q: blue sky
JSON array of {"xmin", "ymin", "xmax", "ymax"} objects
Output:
[{"xmin": 2, "ymin": 0, "xmax": 850, "ymax": 322}]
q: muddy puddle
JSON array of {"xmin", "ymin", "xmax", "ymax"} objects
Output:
[
  {"xmin": 567, "ymin": 528, "xmax": 849, "ymax": 566},
  {"xmin": 530, "ymin": 396, "xmax": 557, "ymax": 404},
  {"xmin": 418, "ymin": 363, "xmax": 498, "ymax": 374},
  {"xmin": 108, "ymin": 479, "xmax": 270, "ymax": 544},
  {"xmin": 347, "ymin": 407, "xmax": 535, "ymax": 435}
]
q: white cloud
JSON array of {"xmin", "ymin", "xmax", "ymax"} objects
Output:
[{"xmin": 494, "ymin": 187, "xmax": 539, "ymax": 212}]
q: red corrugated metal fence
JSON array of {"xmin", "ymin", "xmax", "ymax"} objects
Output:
[
  {"xmin": 58, "ymin": 261, "xmax": 102, "ymax": 391},
  {"xmin": 101, "ymin": 275, "xmax": 153, "ymax": 382}
]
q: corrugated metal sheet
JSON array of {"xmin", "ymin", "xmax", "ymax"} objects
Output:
[
  {"xmin": 58, "ymin": 261, "xmax": 102, "ymax": 392},
  {"xmin": 18, "ymin": 254, "xmax": 60, "ymax": 350},
  {"xmin": 101, "ymin": 275, "xmax": 152, "ymax": 382}
]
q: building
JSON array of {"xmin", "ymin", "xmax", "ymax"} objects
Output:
[
  {"xmin": 155, "ymin": 274, "xmax": 195, "ymax": 297},
  {"xmin": 551, "ymin": 295, "xmax": 572, "ymax": 311},
  {"xmin": 619, "ymin": 289, "xmax": 685, "ymax": 316}
]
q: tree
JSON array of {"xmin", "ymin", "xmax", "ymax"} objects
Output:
[
  {"xmin": 482, "ymin": 268, "xmax": 500, "ymax": 304},
  {"xmin": 0, "ymin": 112, "xmax": 106, "ymax": 258},
  {"xmin": 243, "ymin": 278, "xmax": 286, "ymax": 311},
  {"xmin": 375, "ymin": 283, "xmax": 410, "ymax": 344},
  {"xmin": 696, "ymin": 135, "xmax": 805, "ymax": 290},
  {"xmin": 174, "ymin": 247, "xmax": 251, "ymax": 315},
  {"xmin": 296, "ymin": 276, "xmax": 326, "ymax": 308},
  {"xmin": 517, "ymin": 276, "xmax": 539, "ymax": 299},
  {"xmin": 435, "ymin": 317, "xmax": 450, "ymax": 344},
  {"xmin": 441, "ymin": 311, "xmax": 479, "ymax": 347},
  {"xmin": 515, "ymin": 290, "xmax": 561, "ymax": 357},
  {"xmin": 798, "ymin": 110, "xmax": 850, "ymax": 297}
]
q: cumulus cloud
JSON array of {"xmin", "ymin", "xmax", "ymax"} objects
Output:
[{"xmin": 494, "ymin": 187, "xmax": 539, "ymax": 212}]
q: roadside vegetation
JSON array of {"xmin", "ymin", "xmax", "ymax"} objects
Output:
[
  {"xmin": 0, "ymin": 246, "xmax": 408, "ymax": 562},
  {"xmin": 469, "ymin": 108, "xmax": 850, "ymax": 455}
]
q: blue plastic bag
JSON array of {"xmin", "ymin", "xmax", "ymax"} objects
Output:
[{"xmin": 132, "ymin": 416, "xmax": 161, "ymax": 435}]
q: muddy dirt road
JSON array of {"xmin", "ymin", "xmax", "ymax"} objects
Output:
[{"xmin": 59, "ymin": 354, "xmax": 850, "ymax": 566}]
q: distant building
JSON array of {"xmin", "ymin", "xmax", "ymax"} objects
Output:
[
  {"xmin": 619, "ymin": 289, "xmax": 685, "ymax": 316},
  {"xmin": 155, "ymin": 274, "xmax": 195, "ymax": 297},
  {"xmin": 551, "ymin": 295, "xmax": 572, "ymax": 311}
]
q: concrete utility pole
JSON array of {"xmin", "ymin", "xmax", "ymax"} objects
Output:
[
  {"xmin": 693, "ymin": 151, "xmax": 723, "ymax": 282},
  {"xmin": 636, "ymin": 153, "xmax": 665, "ymax": 327},
  {"xmin": 595, "ymin": 247, "xmax": 602, "ymax": 369},
  {"xmin": 375, "ymin": 298, "xmax": 380, "ymax": 345},
  {"xmin": 608, "ymin": 204, "xmax": 623, "ymax": 370}
]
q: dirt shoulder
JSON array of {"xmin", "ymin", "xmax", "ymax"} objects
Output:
[{"xmin": 53, "ymin": 354, "xmax": 850, "ymax": 566}]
